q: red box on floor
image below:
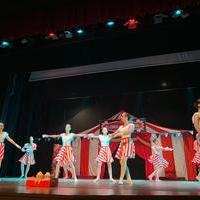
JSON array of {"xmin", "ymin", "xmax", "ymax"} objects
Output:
[{"xmin": 26, "ymin": 178, "xmax": 58, "ymax": 187}]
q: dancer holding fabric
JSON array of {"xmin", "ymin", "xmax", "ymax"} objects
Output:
[
  {"xmin": 19, "ymin": 136, "xmax": 37, "ymax": 178},
  {"xmin": 42, "ymin": 124, "xmax": 84, "ymax": 181}
]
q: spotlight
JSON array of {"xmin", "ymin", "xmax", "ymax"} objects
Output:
[
  {"xmin": 106, "ymin": 20, "xmax": 115, "ymax": 27},
  {"xmin": 172, "ymin": 9, "xmax": 189, "ymax": 19},
  {"xmin": 160, "ymin": 81, "xmax": 168, "ymax": 88},
  {"xmin": 174, "ymin": 9, "xmax": 183, "ymax": 16},
  {"xmin": 64, "ymin": 30, "xmax": 73, "ymax": 38},
  {"xmin": 45, "ymin": 32, "xmax": 58, "ymax": 40},
  {"xmin": 0, "ymin": 40, "xmax": 11, "ymax": 48},
  {"xmin": 153, "ymin": 13, "xmax": 168, "ymax": 24},
  {"xmin": 124, "ymin": 18, "xmax": 139, "ymax": 29},
  {"xmin": 21, "ymin": 38, "xmax": 29, "ymax": 44},
  {"xmin": 76, "ymin": 29, "xmax": 84, "ymax": 34}
]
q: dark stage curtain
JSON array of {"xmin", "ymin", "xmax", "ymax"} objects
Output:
[
  {"xmin": 0, "ymin": 72, "xmax": 30, "ymax": 176},
  {"xmin": 0, "ymin": 0, "xmax": 198, "ymax": 39}
]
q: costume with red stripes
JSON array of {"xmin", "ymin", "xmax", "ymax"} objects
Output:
[
  {"xmin": 115, "ymin": 123, "xmax": 135, "ymax": 159},
  {"xmin": 96, "ymin": 135, "xmax": 113, "ymax": 163},
  {"xmin": 0, "ymin": 132, "xmax": 8, "ymax": 161},
  {"xmin": 54, "ymin": 133, "xmax": 75, "ymax": 166},
  {"xmin": 192, "ymin": 140, "xmax": 200, "ymax": 166},
  {"xmin": 19, "ymin": 143, "xmax": 37, "ymax": 165},
  {"xmin": 148, "ymin": 145, "xmax": 169, "ymax": 169}
]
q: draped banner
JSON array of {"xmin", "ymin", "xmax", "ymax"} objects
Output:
[{"xmin": 52, "ymin": 111, "xmax": 196, "ymax": 180}]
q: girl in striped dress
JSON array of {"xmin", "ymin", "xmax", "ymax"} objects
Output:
[
  {"xmin": 19, "ymin": 136, "xmax": 37, "ymax": 178},
  {"xmin": 110, "ymin": 112, "xmax": 136, "ymax": 185},
  {"xmin": 0, "ymin": 122, "xmax": 21, "ymax": 170},
  {"xmin": 148, "ymin": 136, "xmax": 173, "ymax": 181},
  {"xmin": 42, "ymin": 124, "xmax": 85, "ymax": 181},
  {"xmin": 87, "ymin": 127, "xmax": 115, "ymax": 182},
  {"xmin": 192, "ymin": 134, "xmax": 200, "ymax": 180}
]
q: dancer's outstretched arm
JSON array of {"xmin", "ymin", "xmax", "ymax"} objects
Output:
[
  {"xmin": 42, "ymin": 134, "xmax": 61, "ymax": 138},
  {"xmin": 85, "ymin": 133, "xmax": 99, "ymax": 139},
  {"xmin": 6, "ymin": 135, "xmax": 21, "ymax": 149}
]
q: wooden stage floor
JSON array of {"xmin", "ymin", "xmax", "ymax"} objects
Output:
[{"xmin": 1, "ymin": 178, "xmax": 200, "ymax": 200}]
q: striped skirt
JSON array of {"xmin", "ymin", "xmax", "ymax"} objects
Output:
[
  {"xmin": 192, "ymin": 152, "xmax": 200, "ymax": 165},
  {"xmin": 115, "ymin": 137, "xmax": 135, "ymax": 159},
  {"xmin": 148, "ymin": 154, "xmax": 169, "ymax": 169},
  {"xmin": 96, "ymin": 146, "xmax": 114, "ymax": 163},
  {"xmin": 0, "ymin": 142, "xmax": 5, "ymax": 161},
  {"xmin": 54, "ymin": 146, "xmax": 75, "ymax": 166},
  {"xmin": 19, "ymin": 153, "xmax": 35, "ymax": 165}
]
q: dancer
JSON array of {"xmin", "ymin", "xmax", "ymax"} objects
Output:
[
  {"xmin": 42, "ymin": 124, "xmax": 84, "ymax": 181},
  {"xmin": 19, "ymin": 136, "xmax": 37, "ymax": 178},
  {"xmin": 192, "ymin": 134, "xmax": 200, "ymax": 181},
  {"xmin": 192, "ymin": 98, "xmax": 200, "ymax": 135},
  {"xmin": 111, "ymin": 112, "xmax": 136, "ymax": 185},
  {"xmin": 0, "ymin": 122, "xmax": 21, "ymax": 169},
  {"xmin": 143, "ymin": 135, "xmax": 173, "ymax": 181},
  {"xmin": 87, "ymin": 127, "xmax": 116, "ymax": 182}
]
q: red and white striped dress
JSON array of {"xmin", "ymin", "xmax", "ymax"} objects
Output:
[
  {"xmin": 115, "ymin": 124, "xmax": 135, "ymax": 159},
  {"xmin": 148, "ymin": 145, "xmax": 169, "ymax": 169},
  {"xmin": 96, "ymin": 135, "xmax": 113, "ymax": 163},
  {"xmin": 115, "ymin": 137, "xmax": 135, "ymax": 159},
  {"xmin": 0, "ymin": 132, "xmax": 8, "ymax": 161},
  {"xmin": 192, "ymin": 140, "xmax": 200, "ymax": 166},
  {"xmin": 54, "ymin": 133, "xmax": 75, "ymax": 166},
  {"xmin": 19, "ymin": 143, "xmax": 37, "ymax": 165}
]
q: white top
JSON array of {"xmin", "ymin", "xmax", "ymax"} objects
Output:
[
  {"xmin": 23, "ymin": 143, "xmax": 37, "ymax": 153},
  {"xmin": 118, "ymin": 123, "xmax": 135, "ymax": 138},
  {"xmin": 152, "ymin": 145, "xmax": 163, "ymax": 156},
  {"xmin": 0, "ymin": 132, "xmax": 8, "ymax": 142},
  {"xmin": 60, "ymin": 133, "xmax": 74, "ymax": 146},
  {"xmin": 99, "ymin": 135, "xmax": 111, "ymax": 147}
]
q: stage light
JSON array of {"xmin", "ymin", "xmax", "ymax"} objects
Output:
[
  {"xmin": 171, "ymin": 9, "xmax": 189, "ymax": 19},
  {"xmin": 0, "ymin": 40, "xmax": 11, "ymax": 48},
  {"xmin": 76, "ymin": 29, "xmax": 84, "ymax": 34},
  {"xmin": 64, "ymin": 30, "xmax": 73, "ymax": 38},
  {"xmin": 153, "ymin": 13, "xmax": 168, "ymax": 24},
  {"xmin": 175, "ymin": 9, "xmax": 183, "ymax": 16},
  {"xmin": 21, "ymin": 38, "xmax": 29, "ymax": 44},
  {"xmin": 106, "ymin": 21, "xmax": 115, "ymax": 27},
  {"xmin": 124, "ymin": 19, "xmax": 139, "ymax": 29},
  {"xmin": 160, "ymin": 81, "xmax": 168, "ymax": 88},
  {"xmin": 45, "ymin": 32, "xmax": 58, "ymax": 40}
]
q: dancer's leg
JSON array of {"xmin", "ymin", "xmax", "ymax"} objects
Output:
[
  {"xmin": 118, "ymin": 157, "xmax": 128, "ymax": 184},
  {"xmin": 55, "ymin": 162, "xmax": 61, "ymax": 178},
  {"xmin": 94, "ymin": 161, "xmax": 102, "ymax": 182},
  {"xmin": 25, "ymin": 164, "xmax": 30, "ymax": 178},
  {"xmin": 68, "ymin": 161, "xmax": 77, "ymax": 181},
  {"xmin": 20, "ymin": 163, "xmax": 25, "ymax": 178},
  {"xmin": 107, "ymin": 162, "xmax": 115, "ymax": 182},
  {"xmin": 126, "ymin": 166, "xmax": 132, "ymax": 185}
]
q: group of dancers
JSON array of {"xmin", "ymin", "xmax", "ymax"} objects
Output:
[{"xmin": 1, "ymin": 98, "xmax": 200, "ymax": 184}]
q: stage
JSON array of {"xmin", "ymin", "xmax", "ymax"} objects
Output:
[{"xmin": 1, "ymin": 178, "xmax": 200, "ymax": 200}]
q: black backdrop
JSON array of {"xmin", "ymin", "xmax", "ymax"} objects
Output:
[{"xmin": 0, "ymin": 61, "xmax": 200, "ymax": 178}]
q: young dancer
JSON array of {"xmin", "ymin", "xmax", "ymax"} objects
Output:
[
  {"xmin": 192, "ymin": 134, "xmax": 200, "ymax": 181},
  {"xmin": 42, "ymin": 124, "xmax": 85, "ymax": 181},
  {"xmin": 19, "ymin": 136, "xmax": 37, "ymax": 178},
  {"xmin": 87, "ymin": 127, "xmax": 116, "ymax": 182},
  {"xmin": 0, "ymin": 122, "xmax": 21, "ymax": 170},
  {"xmin": 192, "ymin": 98, "xmax": 200, "ymax": 135},
  {"xmin": 111, "ymin": 112, "xmax": 136, "ymax": 185},
  {"xmin": 137, "ymin": 135, "xmax": 173, "ymax": 181}
]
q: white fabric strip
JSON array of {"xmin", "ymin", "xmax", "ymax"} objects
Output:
[{"xmin": 171, "ymin": 135, "xmax": 188, "ymax": 180}]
